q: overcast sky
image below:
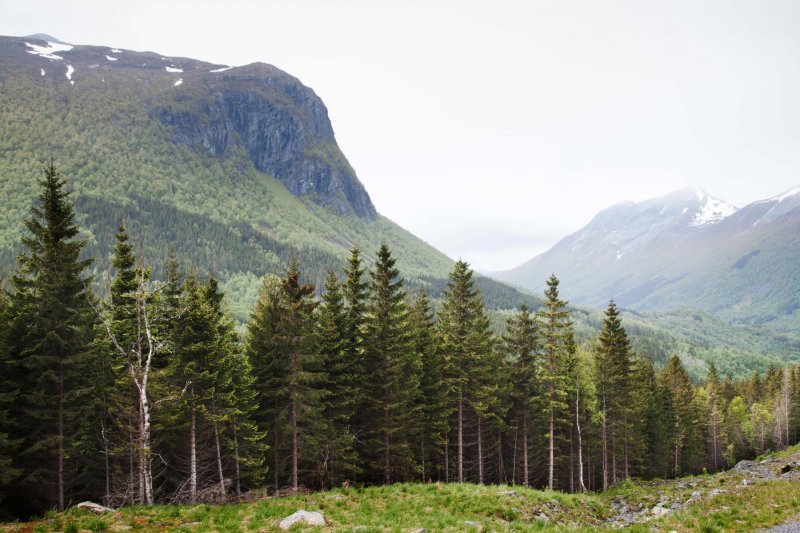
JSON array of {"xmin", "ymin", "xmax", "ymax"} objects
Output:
[{"xmin": 2, "ymin": 0, "xmax": 800, "ymax": 270}]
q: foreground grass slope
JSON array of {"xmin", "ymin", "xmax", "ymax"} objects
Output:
[{"xmin": 4, "ymin": 445, "xmax": 799, "ymax": 532}]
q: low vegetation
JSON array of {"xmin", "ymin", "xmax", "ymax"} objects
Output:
[{"xmin": 3, "ymin": 445, "xmax": 799, "ymax": 532}]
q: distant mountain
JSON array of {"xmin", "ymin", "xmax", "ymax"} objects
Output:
[
  {"xmin": 0, "ymin": 34, "xmax": 462, "ymax": 311},
  {"xmin": 495, "ymin": 186, "xmax": 800, "ymax": 329}
]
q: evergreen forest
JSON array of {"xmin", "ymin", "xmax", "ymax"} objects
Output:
[{"xmin": 1, "ymin": 164, "xmax": 799, "ymax": 521}]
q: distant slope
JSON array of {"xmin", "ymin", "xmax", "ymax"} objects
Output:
[{"xmin": 495, "ymin": 187, "xmax": 800, "ymax": 330}]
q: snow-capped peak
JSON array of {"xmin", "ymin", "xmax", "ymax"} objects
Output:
[
  {"xmin": 25, "ymin": 41, "xmax": 73, "ymax": 61},
  {"xmin": 689, "ymin": 192, "xmax": 737, "ymax": 227}
]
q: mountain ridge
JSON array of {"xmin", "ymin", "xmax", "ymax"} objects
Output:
[{"xmin": 495, "ymin": 185, "xmax": 800, "ymax": 329}]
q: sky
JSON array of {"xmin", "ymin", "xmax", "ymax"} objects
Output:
[{"xmin": 2, "ymin": 0, "xmax": 800, "ymax": 271}]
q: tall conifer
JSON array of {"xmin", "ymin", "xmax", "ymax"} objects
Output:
[{"xmin": 8, "ymin": 161, "xmax": 94, "ymax": 512}]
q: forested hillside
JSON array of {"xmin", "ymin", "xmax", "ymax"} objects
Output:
[
  {"xmin": 0, "ymin": 35, "xmax": 454, "ymax": 295},
  {"xmin": 1, "ymin": 165, "xmax": 798, "ymax": 521}
]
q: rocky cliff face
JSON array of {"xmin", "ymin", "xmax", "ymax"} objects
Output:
[
  {"xmin": 0, "ymin": 35, "xmax": 376, "ymax": 219},
  {"xmin": 152, "ymin": 63, "xmax": 376, "ymax": 219}
]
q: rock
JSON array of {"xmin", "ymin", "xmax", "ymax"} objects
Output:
[
  {"xmin": 651, "ymin": 504, "xmax": 669, "ymax": 517},
  {"xmin": 75, "ymin": 501, "xmax": 115, "ymax": 514},
  {"xmin": 153, "ymin": 72, "xmax": 377, "ymax": 220},
  {"xmin": 709, "ymin": 489, "xmax": 728, "ymax": 497},
  {"xmin": 670, "ymin": 502, "xmax": 682, "ymax": 510},
  {"xmin": 410, "ymin": 529, "xmax": 426, "ymax": 533},
  {"xmin": 691, "ymin": 491, "xmax": 702, "ymax": 498},
  {"xmin": 741, "ymin": 479, "xmax": 752, "ymax": 486},
  {"xmin": 353, "ymin": 527, "xmax": 368, "ymax": 531},
  {"xmin": 278, "ymin": 510, "xmax": 325, "ymax": 530},
  {"xmin": 465, "ymin": 520, "xmax": 481, "ymax": 528},
  {"xmin": 534, "ymin": 512, "xmax": 550, "ymax": 522},
  {"xmin": 781, "ymin": 464, "xmax": 794, "ymax": 474},
  {"xmin": 498, "ymin": 490, "xmax": 518, "ymax": 496}
]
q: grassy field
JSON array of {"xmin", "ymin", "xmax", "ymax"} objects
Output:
[{"xmin": 3, "ymin": 445, "xmax": 799, "ymax": 532}]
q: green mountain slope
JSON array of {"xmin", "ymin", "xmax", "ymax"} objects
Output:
[{"xmin": 0, "ymin": 35, "xmax": 454, "ymax": 292}]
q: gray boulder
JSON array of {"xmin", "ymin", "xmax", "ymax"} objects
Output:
[{"xmin": 279, "ymin": 510, "xmax": 326, "ymax": 530}]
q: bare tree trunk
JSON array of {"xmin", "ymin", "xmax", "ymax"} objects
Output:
[
  {"xmin": 291, "ymin": 400, "xmax": 298, "ymax": 491},
  {"xmin": 444, "ymin": 428, "xmax": 449, "ymax": 482},
  {"xmin": 548, "ymin": 407, "xmax": 555, "ymax": 490},
  {"xmin": 522, "ymin": 415, "xmax": 529, "ymax": 486},
  {"xmin": 383, "ymin": 403, "xmax": 390, "ymax": 485},
  {"xmin": 569, "ymin": 422, "xmax": 574, "ymax": 493},
  {"xmin": 58, "ymin": 371, "xmax": 65, "ymax": 511},
  {"xmin": 233, "ymin": 426, "xmax": 241, "ymax": 495},
  {"xmin": 576, "ymin": 385, "xmax": 586, "ymax": 491},
  {"xmin": 611, "ymin": 427, "xmax": 617, "ymax": 484},
  {"xmin": 477, "ymin": 414, "xmax": 484, "ymax": 484},
  {"xmin": 139, "ymin": 402, "xmax": 146, "ymax": 503},
  {"xmin": 458, "ymin": 392, "xmax": 464, "ymax": 483},
  {"xmin": 214, "ymin": 419, "xmax": 226, "ymax": 495},
  {"xmin": 512, "ymin": 426, "xmax": 518, "ymax": 485},
  {"xmin": 601, "ymin": 397, "xmax": 608, "ymax": 490},
  {"xmin": 102, "ymin": 418, "xmax": 110, "ymax": 503},
  {"xmin": 190, "ymin": 405, "xmax": 197, "ymax": 502},
  {"xmin": 129, "ymin": 422, "xmax": 135, "ymax": 504},
  {"xmin": 497, "ymin": 427, "xmax": 504, "ymax": 485}
]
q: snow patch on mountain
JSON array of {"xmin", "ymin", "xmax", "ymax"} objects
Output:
[
  {"xmin": 210, "ymin": 66, "xmax": 233, "ymax": 73},
  {"xmin": 65, "ymin": 64, "xmax": 74, "ymax": 85},
  {"xmin": 690, "ymin": 195, "xmax": 737, "ymax": 227},
  {"xmin": 165, "ymin": 66, "xmax": 182, "ymax": 73},
  {"xmin": 25, "ymin": 41, "xmax": 73, "ymax": 61},
  {"xmin": 105, "ymin": 55, "xmax": 117, "ymax": 61},
  {"xmin": 174, "ymin": 78, "xmax": 183, "ymax": 86}
]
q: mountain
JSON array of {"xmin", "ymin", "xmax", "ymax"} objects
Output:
[
  {"xmin": 0, "ymin": 35, "xmax": 463, "ymax": 308},
  {"xmin": 495, "ymin": 186, "xmax": 800, "ymax": 330},
  {"xmin": 0, "ymin": 35, "xmax": 793, "ymax": 377}
]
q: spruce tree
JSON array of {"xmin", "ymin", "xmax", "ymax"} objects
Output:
[
  {"xmin": 408, "ymin": 289, "xmax": 446, "ymax": 482},
  {"xmin": 7, "ymin": 161, "xmax": 95, "ymax": 512},
  {"xmin": 361, "ymin": 243, "xmax": 417, "ymax": 483},
  {"xmin": 247, "ymin": 263, "xmax": 325, "ymax": 491},
  {"xmin": 504, "ymin": 304, "xmax": 537, "ymax": 486},
  {"xmin": 0, "ymin": 287, "xmax": 21, "ymax": 517},
  {"xmin": 536, "ymin": 274, "xmax": 573, "ymax": 490},
  {"xmin": 437, "ymin": 260, "xmax": 479, "ymax": 482},
  {"xmin": 246, "ymin": 273, "xmax": 286, "ymax": 489},
  {"xmin": 595, "ymin": 299, "xmax": 633, "ymax": 487},
  {"xmin": 317, "ymin": 271, "xmax": 358, "ymax": 487}
]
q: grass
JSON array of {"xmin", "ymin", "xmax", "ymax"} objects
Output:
[
  {"xmin": 3, "ymin": 445, "xmax": 799, "ymax": 533},
  {"xmin": 1, "ymin": 451, "xmax": 797, "ymax": 533}
]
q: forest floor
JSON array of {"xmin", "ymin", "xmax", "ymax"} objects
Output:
[{"xmin": 2, "ymin": 445, "xmax": 799, "ymax": 533}]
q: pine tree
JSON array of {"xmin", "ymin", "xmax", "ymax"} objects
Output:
[
  {"xmin": 246, "ymin": 273, "xmax": 286, "ymax": 489},
  {"xmin": 660, "ymin": 355, "xmax": 703, "ymax": 476},
  {"xmin": 437, "ymin": 260, "xmax": 479, "ymax": 483},
  {"xmin": 536, "ymin": 274, "xmax": 574, "ymax": 490},
  {"xmin": 247, "ymin": 263, "xmax": 324, "ymax": 491},
  {"xmin": 0, "ymin": 286, "xmax": 21, "ymax": 517},
  {"xmin": 704, "ymin": 363, "xmax": 728, "ymax": 471},
  {"xmin": 7, "ymin": 161, "xmax": 95, "ymax": 512},
  {"xmin": 361, "ymin": 244, "xmax": 417, "ymax": 483},
  {"xmin": 317, "ymin": 271, "xmax": 358, "ymax": 487},
  {"xmin": 408, "ymin": 289, "xmax": 446, "ymax": 482},
  {"xmin": 595, "ymin": 299, "xmax": 633, "ymax": 487},
  {"xmin": 172, "ymin": 275, "xmax": 222, "ymax": 501},
  {"xmin": 504, "ymin": 304, "xmax": 537, "ymax": 486}
]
